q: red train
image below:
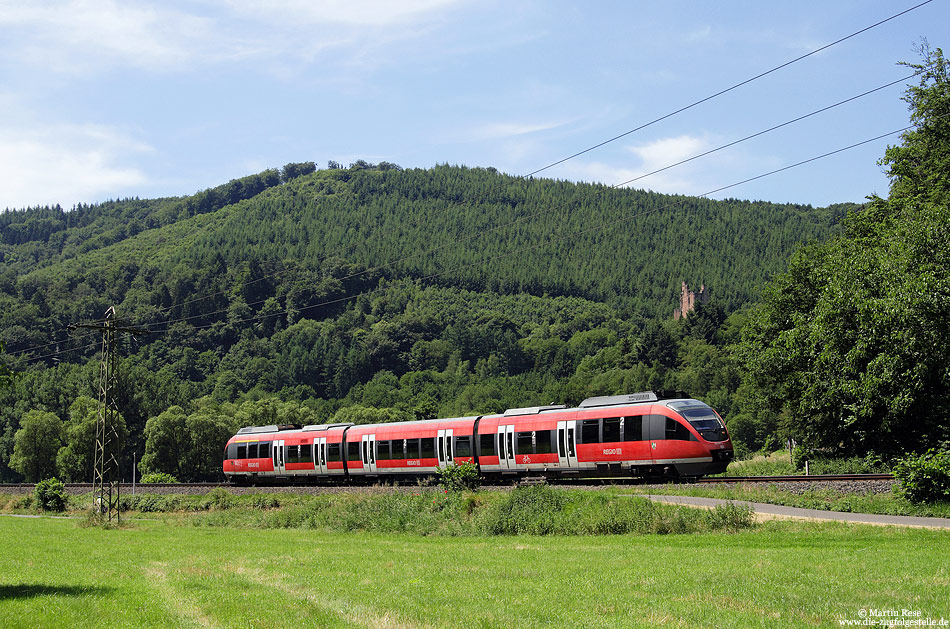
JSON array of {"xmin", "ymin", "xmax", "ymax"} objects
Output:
[{"xmin": 222, "ymin": 391, "xmax": 734, "ymax": 483}]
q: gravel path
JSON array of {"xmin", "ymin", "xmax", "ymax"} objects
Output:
[{"xmin": 644, "ymin": 494, "xmax": 950, "ymax": 529}]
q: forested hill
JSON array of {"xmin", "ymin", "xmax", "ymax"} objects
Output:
[
  {"xmin": 2, "ymin": 162, "xmax": 849, "ymax": 331},
  {"xmin": 0, "ymin": 161, "xmax": 855, "ymax": 481}
]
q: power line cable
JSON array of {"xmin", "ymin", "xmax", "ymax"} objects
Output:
[{"xmin": 523, "ymin": 0, "xmax": 934, "ymax": 178}]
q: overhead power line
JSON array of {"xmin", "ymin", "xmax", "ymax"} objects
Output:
[{"xmin": 523, "ymin": 0, "xmax": 934, "ymax": 178}]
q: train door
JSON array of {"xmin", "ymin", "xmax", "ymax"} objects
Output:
[
  {"xmin": 272, "ymin": 439, "xmax": 286, "ymax": 475},
  {"xmin": 648, "ymin": 414, "xmax": 666, "ymax": 465},
  {"xmin": 314, "ymin": 437, "xmax": 327, "ymax": 475},
  {"xmin": 497, "ymin": 425, "xmax": 515, "ymax": 470},
  {"xmin": 557, "ymin": 420, "xmax": 578, "ymax": 469},
  {"xmin": 361, "ymin": 434, "xmax": 377, "ymax": 473},
  {"xmin": 437, "ymin": 429, "xmax": 454, "ymax": 467}
]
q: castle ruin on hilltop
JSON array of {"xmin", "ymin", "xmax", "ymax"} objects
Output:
[{"xmin": 673, "ymin": 281, "xmax": 708, "ymax": 320}]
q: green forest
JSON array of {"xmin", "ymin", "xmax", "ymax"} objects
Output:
[{"xmin": 1, "ymin": 50, "xmax": 947, "ymax": 483}]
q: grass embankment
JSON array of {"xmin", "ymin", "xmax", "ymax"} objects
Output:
[
  {"xmin": 2, "ymin": 486, "xmax": 754, "ymax": 536},
  {"xmin": 714, "ymin": 451, "xmax": 892, "ymax": 477},
  {"xmin": 1, "ymin": 516, "xmax": 948, "ymax": 628}
]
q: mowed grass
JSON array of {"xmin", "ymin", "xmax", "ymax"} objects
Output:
[{"xmin": 1, "ymin": 516, "xmax": 948, "ymax": 628}]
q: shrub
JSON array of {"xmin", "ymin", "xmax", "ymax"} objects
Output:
[
  {"xmin": 250, "ymin": 494, "xmax": 281, "ymax": 510},
  {"xmin": 34, "ymin": 477, "xmax": 68, "ymax": 512},
  {"xmin": 703, "ymin": 502, "xmax": 756, "ymax": 531},
  {"xmin": 792, "ymin": 448, "xmax": 890, "ymax": 474},
  {"xmin": 202, "ymin": 487, "xmax": 234, "ymax": 510},
  {"xmin": 437, "ymin": 462, "xmax": 481, "ymax": 492},
  {"xmin": 489, "ymin": 485, "xmax": 566, "ymax": 535},
  {"xmin": 120, "ymin": 494, "xmax": 185, "ymax": 513},
  {"xmin": 893, "ymin": 449, "xmax": 950, "ymax": 504},
  {"xmin": 805, "ymin": 455, "xmax": 891, "ymax": 475},
  {"xmin": 140, "ymin": 472, "xmax": 179, "ymax": 484},
  {"xmin": 722, "ymin": 451, "xmax": 795, "ymax": 476}
]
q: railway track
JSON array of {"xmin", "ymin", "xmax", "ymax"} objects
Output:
[
  {"xmin": 697, "ymin": 473, "xmax": 894, "ymax": 483},
  {"xmin": 517, "ymin": 473, "xmax": 894, "ymax": 486},
  {"xmin": 0, "ymin": 473, "xmax": 895, "ymax": 493}
]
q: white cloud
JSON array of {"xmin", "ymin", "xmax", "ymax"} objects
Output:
[
  {"xmin": 224, "ymin": 0, "xmax": 460, "ymax": 27},
  {"xmin": 0, "ymin": 123, "xmax": 151, "ymax": 210},
  {"xmin": 464, "ymin": 119, "xmax": 572, "ymax": 142},
  {"xmin": 627, "ymin": 135, "xmax": 713, "ymax": 175},
  {"xmin": 0, "ymin": 0, "xmax": 465, "ymax": 74},
  {"xmin": 0, "ymin": 0, "xmax": 222, "ymax": 72},
  {"xmin": 557, "ymin": 133, "xmax": 791, "ymax": 200},
  {"xmin": 556, "ymin": 134, "xmax": 716, "ymax": 194}
]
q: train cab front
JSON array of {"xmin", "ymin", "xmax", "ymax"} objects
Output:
[{"xmin": 668, "ymin": 399, "xmax": 734, "ymax": 474}]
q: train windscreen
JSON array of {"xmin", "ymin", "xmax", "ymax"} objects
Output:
[{"xmin": 668, "ymin": 401, "xmax": 728, "ymax": 442}]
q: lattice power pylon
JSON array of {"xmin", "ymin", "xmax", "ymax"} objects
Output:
[{"xmin": 70, "ymin": 307, "xmax": 149, "ymax": 524}]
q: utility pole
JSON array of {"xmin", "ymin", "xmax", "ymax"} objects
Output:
[{"xmin": 69, "ymin": 307, "xmax": 149, "ymax": 524}]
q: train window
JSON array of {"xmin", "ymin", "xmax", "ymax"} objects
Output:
[
  {"xmin": 455, "ymin": 436, "xmax": 471, "ymax": 458},
  {"xmin": 300, "ymin": 444, "xmax": 313, "ymax": 464},
  {"xmin": 517, "ymin": 431, "xmax": 534, "ymax": 455},
  {"xmin": 536, "ymin": 430, "xmax": 553, "ymax": 454},
  {"xmin": 603, "ymin": 418, "xmax": 621, "ymax": 443},
  {"xmin": 384, "ymin": 440, "xmax": 396, "ymax": 460},
  {"xmin": 328, "ymin": 442, "xmax": 341, "ymax": 462},
  {"xmin": 407, "ymin": 438, "xmax": 421, "ymax": 459},
  {"xmin": 246, "ymin": 443, "xmax": 257, "ymax": 459},
  {"xmin": 668, "ymin": 401, "xmax": 728, "ymax": 442},
  {"xmin": 479, "ymin": 433, "xmax": 495, "ymax": 456},
  {"xmin": 237, "ymin": 444, "xmax": 247, "ymax": 459},
  {"xmin": 665, "ymin": 418, "xmax": 692, "ymax": 441},
  {"xmin": 258, "ymin": 442, "xmax": 270, "ymax": 459},
  {"xmin": 393, "ymin": 439, "xmax": 405, "ymax": 459},
  {"xmin": 623, "ymin": 417, "xmax": 642, "ymax": 441},
  {"xmin": 287, "ymin": 445, "xmax": 299, "ymax": 464},
  {"xmin": 347, "ymin": 442, "xmax": 360, "ymax": 461},
  {"xmin": 227, "ymin": 443, "xmax": 237, "ymax": 460},
  {"xmin": 421, "ymin": 438, "xmax": 435, "ymax": 459},
  {"xmin": 581, "ymin": 419, "xmax": 600, "ymax": 444}
]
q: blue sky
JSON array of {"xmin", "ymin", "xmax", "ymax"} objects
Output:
[{"xmin": 0, "ymin": 0, "xmax": 944, "ymax": 211}]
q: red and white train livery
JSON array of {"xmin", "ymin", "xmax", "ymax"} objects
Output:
[{"xmin": 223, "ymin": 391, "xmax": 734, "ymax": 483}]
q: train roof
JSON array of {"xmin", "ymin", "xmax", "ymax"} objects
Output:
[
  {"xmin": 236, "ymin": 422, "xmax": 355, "ymax": 436},
  {"xmin": 490, "ymin": 390, "xmax": 693, "ymax": 417},
  {"xmin": 232, "ymin": 392, "xmax": 700, "ymax": 437}
]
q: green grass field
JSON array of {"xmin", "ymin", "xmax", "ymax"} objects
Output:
[{"xmin": 1, "ymin": 515, "xmax": 948, "ymax": 628}]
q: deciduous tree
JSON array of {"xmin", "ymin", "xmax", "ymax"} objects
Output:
[{"xmin": 10, "ymin": 410, "xmax": 64, "ymax": 482}]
